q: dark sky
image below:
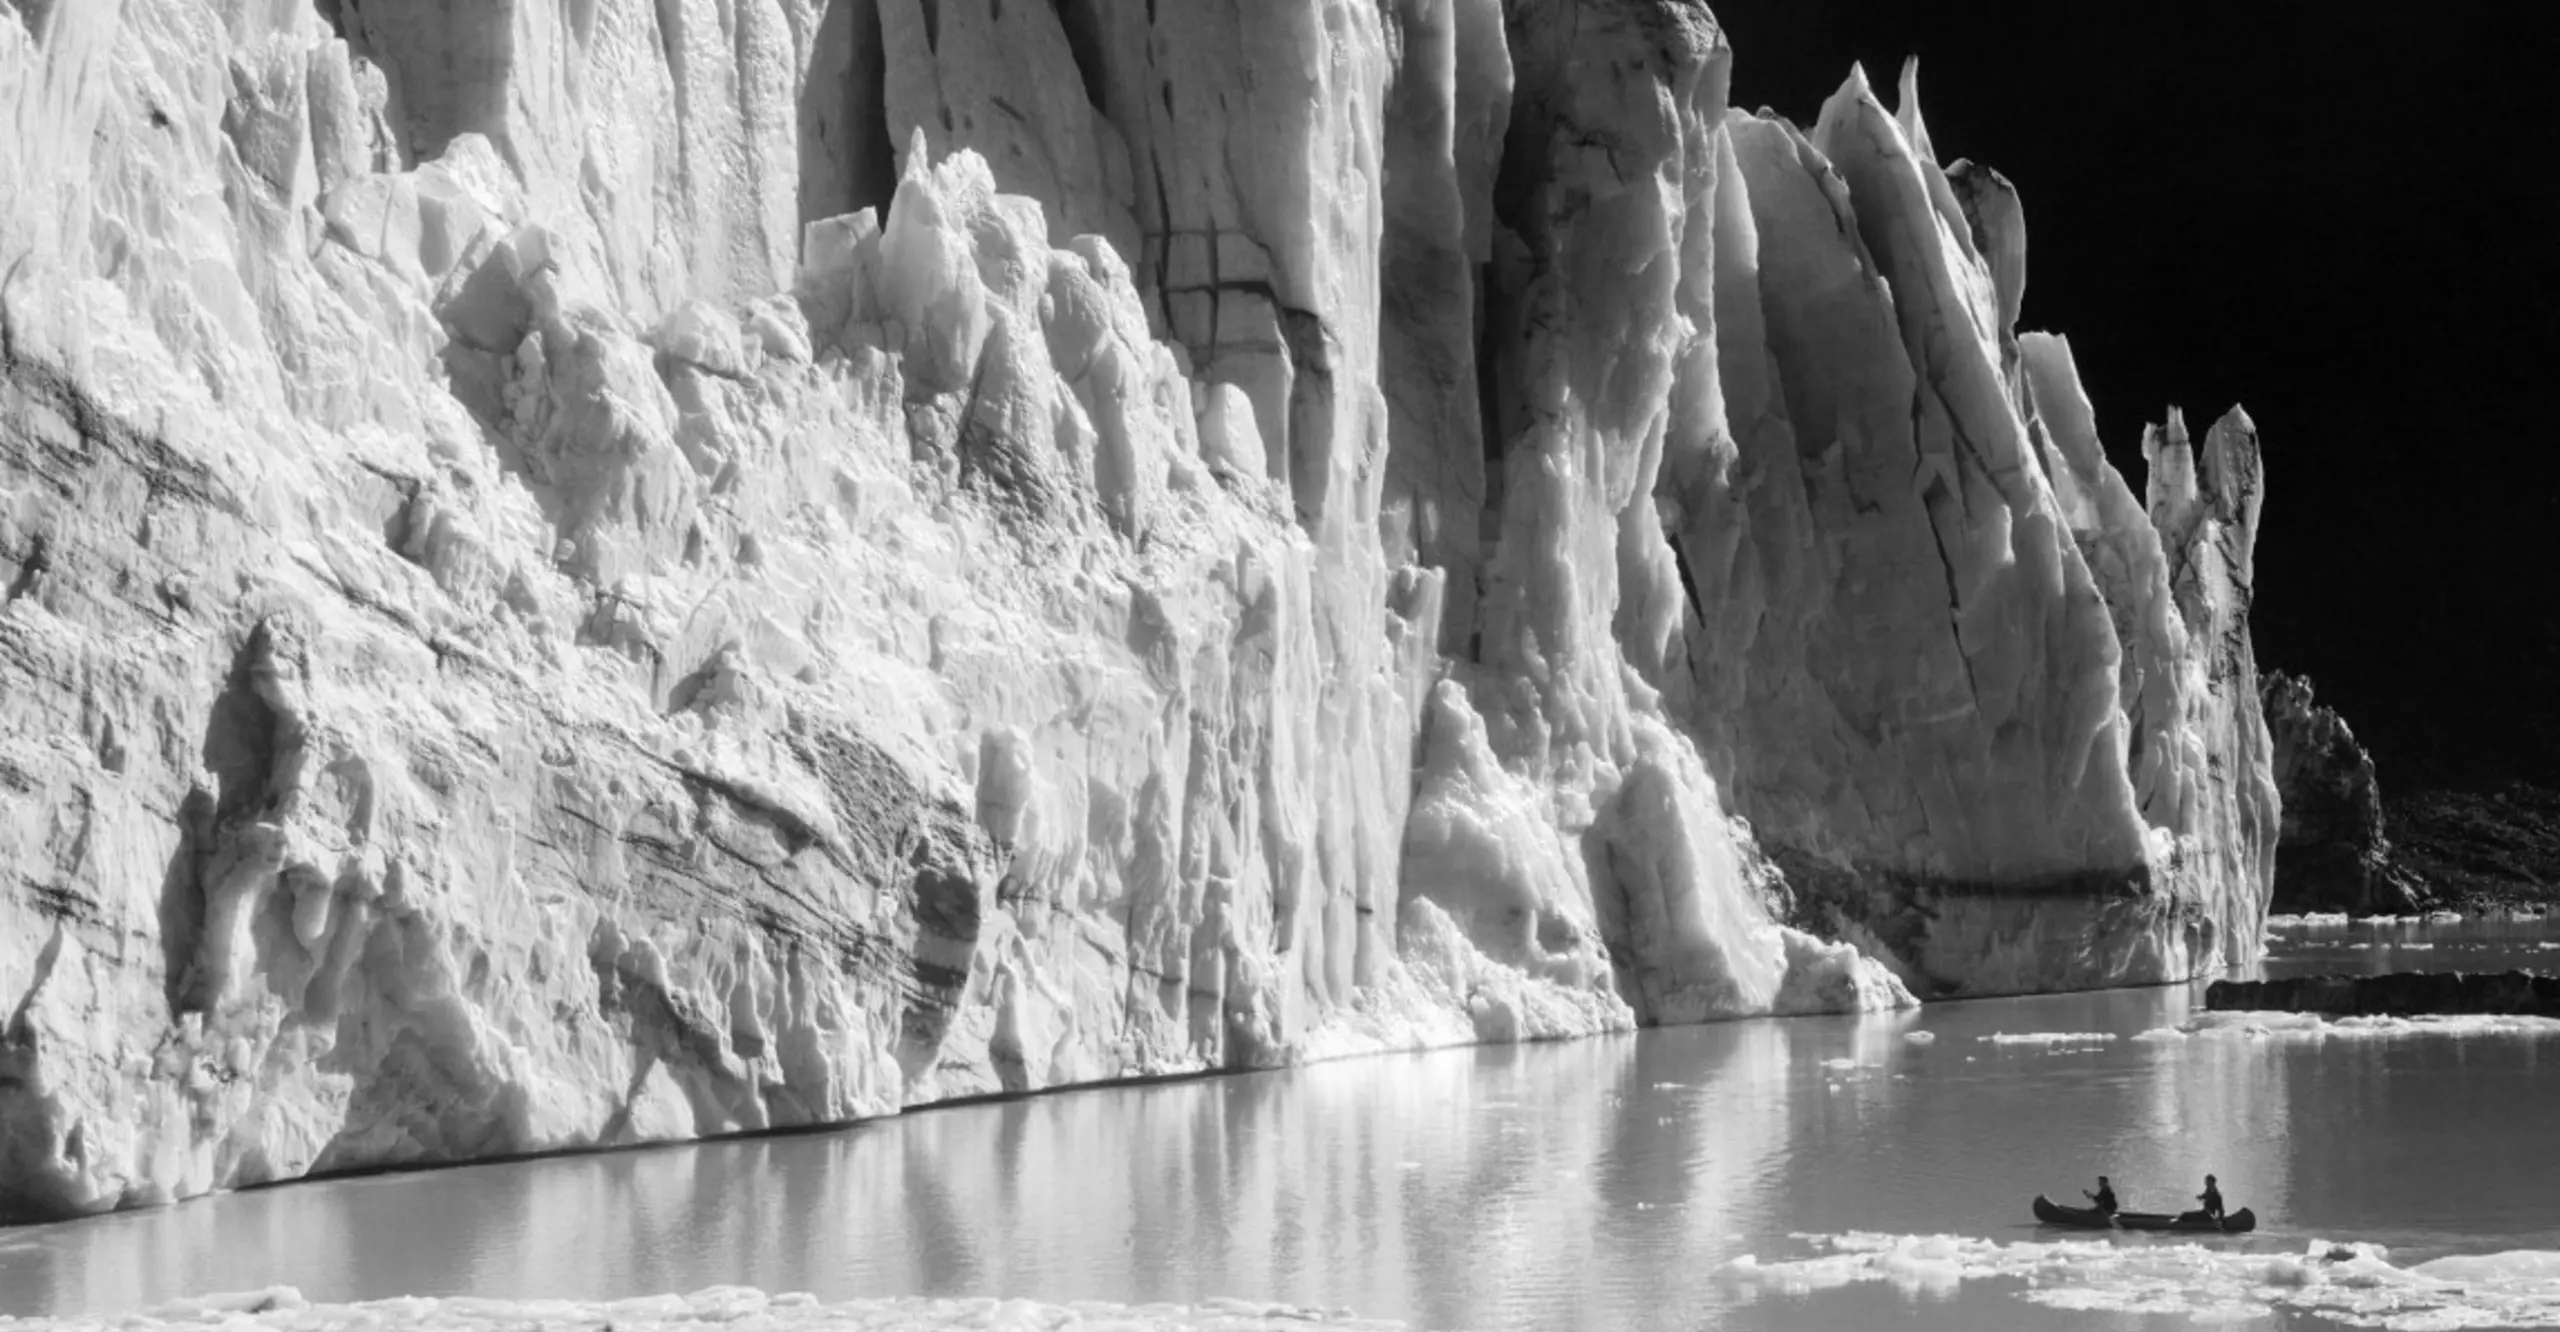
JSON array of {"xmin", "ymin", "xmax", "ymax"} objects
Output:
[{"xmin": 1713, "ymin": 2, "xmax": 2560, "ymax": 791}]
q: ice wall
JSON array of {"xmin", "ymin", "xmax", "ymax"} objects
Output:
[{"xmin": 1, "ymin": 0, "xmax": 2271, "ymax": 1221}]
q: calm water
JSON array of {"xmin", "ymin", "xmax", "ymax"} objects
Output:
[
  {"xmin": 2259, "ymin": 912, "xmax": 2560, "ymax": 979},
  {"xmin": 5, "ymin": 920, "xmax": 2557, "ymax": 1329}
]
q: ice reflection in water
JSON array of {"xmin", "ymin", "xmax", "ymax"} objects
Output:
[
  {"xmin": 2257, "ymin": 914, "xmax": 2558, "ymax": 978},
  {"xmin": 5, "ymin": 919, "xmax": 2557, "ymax": 1331}
]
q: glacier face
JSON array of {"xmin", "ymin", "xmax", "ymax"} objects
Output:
[{"xmin": 0, "ymin": 0, "xmax": 2272, "ymax": 1221}]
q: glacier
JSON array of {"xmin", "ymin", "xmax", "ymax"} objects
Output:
[{"xmin": 0, "ymin": 0, "xmax": 2276, "ymax": 1220}]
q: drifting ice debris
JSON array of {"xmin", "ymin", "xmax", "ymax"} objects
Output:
[
  {"xmin": 1722, "ymin": 1231, "xmax": 2560, "ymax": 1329},
  {"xmin": 0, "ymin": 1288, "xmax": 1412, "ymax": 1331}
]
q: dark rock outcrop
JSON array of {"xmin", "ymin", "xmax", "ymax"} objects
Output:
[
  {"xmin": 2261, "ymin": 672, "xmax": 2425, "ymax": 915},
  {"xmin": 2387, "ymin": 783, "xmax": 2560, "ymax": 913},
  {"xmin": 2206, "ymin": 970, "xmax": 2560, "ymax": 1018}
]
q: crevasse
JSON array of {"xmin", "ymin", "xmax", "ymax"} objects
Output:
[{"xmin": 0, "ymin": 0, "xmax": 2274, "ymax": 1221}]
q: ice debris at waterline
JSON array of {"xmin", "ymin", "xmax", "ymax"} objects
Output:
[
  {"xmin": 3, "ymin": 0, "xmax": 2280, "ymax": 1219},
  {"xmin": 1722, "ymin": 1233, "xmax": 2560, "ymax": 1330},
  {"xmin": 2137, "ymin": 1011, "xmax": 2560, "ymax": 1041},
  {"xmin": 2267, "ymin": 912, "xmax": 2470, "ymax": 928},
  {"xmin": 0, "ymin": 1290, "xmax": 1405, "ymax": 1332}
]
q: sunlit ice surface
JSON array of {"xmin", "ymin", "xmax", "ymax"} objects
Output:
[{"xmin": 1724, "ymin": 1232, "xmax": 2560, "ymax": 1330}]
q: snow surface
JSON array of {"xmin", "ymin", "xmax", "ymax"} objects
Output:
[
  {"xmin": 1723, "ymin": 1233, "xmax": 2560, "ymax": 1330},
  {"xmin": 1, "ymin": 0, "xmax": 2277, "ymax": 1218}
]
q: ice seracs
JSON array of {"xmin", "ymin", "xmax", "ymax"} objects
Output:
[
  {"xmin": 2, "ymin": 0, "xmax": 2280, "ymax": 1221},
  {"xmin": 1663, "ymin": 62, "xmax": 2275, "ymax": 995}
]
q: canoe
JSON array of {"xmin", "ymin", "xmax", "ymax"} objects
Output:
[
  {"xmin": 2115, "ymin": 1206, "xmax": 2256, "ymax": 1234},
  {"xmin": 2031, "ymin": 1194, "xmax": 2115, "ymax": 1228},
  {"xmin": 2031, "ymin": 1195, "xmax": 2257, "ymax": 1234}
]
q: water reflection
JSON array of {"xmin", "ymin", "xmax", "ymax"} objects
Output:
[
  {"xmin": 0, "ymin": 1018, "xmax": 1813, "ymax": 1328},
  {"xmin": 2258, "ymin": 915, "xmax": 2559, "ymax": 979},
  {"xmin": 6, "ymin": 921, "xmax": 2557, "ymax": 1331}
]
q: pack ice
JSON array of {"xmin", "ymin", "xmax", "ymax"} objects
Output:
[{"xmin": 0, "ymin": 0, "xmax": 2277, "ymax": 1219}]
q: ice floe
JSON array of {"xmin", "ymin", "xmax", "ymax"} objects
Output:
[
  {"xmin": 0, "ymin": 1289, "xmax": 1405, "ymax": 1332},
  {"xmin": 1721, "ymin": 1233, "xmax": 2560, "ymax": 1329},
  {"xmin": 2137, "ymin": 1012, "xmax": 2560, "ymax": 1042},
  {"xmin": 1976, "ymin": 1031, "xmax": 2119, "ymax": 1047},
  {"xmin": 2266, "ymin": 911, "xmax": 2475, "ymax": 929}
]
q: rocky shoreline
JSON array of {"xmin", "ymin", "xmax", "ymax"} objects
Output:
[
  {"xmin": 2205, "ymin": 970, "xmax": 2560, "ymax": 1018},
  {"xmin": 2261, "ymin": 673, "xmax": 2559, "ymax": 918},
  {"xmin": 2386, "ymin": 784, "xmax": 2560, "ymax": 915}
]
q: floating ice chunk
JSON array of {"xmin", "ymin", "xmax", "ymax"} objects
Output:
[
  {"xmin": 130, "ymin": 1289, "xmax": 314, "ymax": 1318},
  {"xmin": 1903, "ymin": 1030, "xmax": 1938, "ymax": 1044},
  {"xmin": 2414, "ymin": 1249, "xmax": 2560, "ymax": 1283},
  {"xmin": 2179, "ymin": 1011, "xmax": 2560, "ymax": 1040},
  {"xmin": 1976, "ymin": 1031, "xmax": 2118, "ymax": 1046},
  {"xmin": 1723, "ymin": 1232, "xmax": 2560, "ymax": 1329},
  {"xmin": 20, "ymin": 1290, "xmax": 1414, "ymax": 1331}
]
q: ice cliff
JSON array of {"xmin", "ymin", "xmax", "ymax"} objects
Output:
[{"xmin": 0, "ymin": 0, "xmax": 2276, "ymax": 1220}]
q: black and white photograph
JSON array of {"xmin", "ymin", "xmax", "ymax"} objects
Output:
[{"xmin": 2, "ymin": 1, "xmax": 2555, "ymax": 1328}]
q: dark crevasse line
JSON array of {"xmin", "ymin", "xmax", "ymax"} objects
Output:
[
  {"xmin": 1374, "ymin": 0, "xmax": 1505, "ymax": 653},
  {"xmin": 1470, "ymin": 244, "xmax": 1513, "ymax": 668},
  {"xmin": 335, "ymin": 0, "xmax": 516, "ymax": 170},
  {"xmin": 1049, "ymin": 0, "xmax": 1111, "ymax": 112},
  {"xmin": 1464, "ymin": 5, "xmax": 1564, "ymax": 667},
  {"xmin": 796, "ymin": 0, "xmax": 898, "ymax": 232}
]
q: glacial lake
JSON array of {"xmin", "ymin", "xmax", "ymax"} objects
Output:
[{"xmin": 6, "ymin": 919, "xmax": 2558, "ymax": 1330}]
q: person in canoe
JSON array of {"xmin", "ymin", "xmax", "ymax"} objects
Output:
[
  {"xmin": 2084, "ymin": 1176, "xmax": 2118, "ymax": 1216},
  {"xmin": 2197, "ymin": 1175, "xmax": 2225, "ymax": 1222}
]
